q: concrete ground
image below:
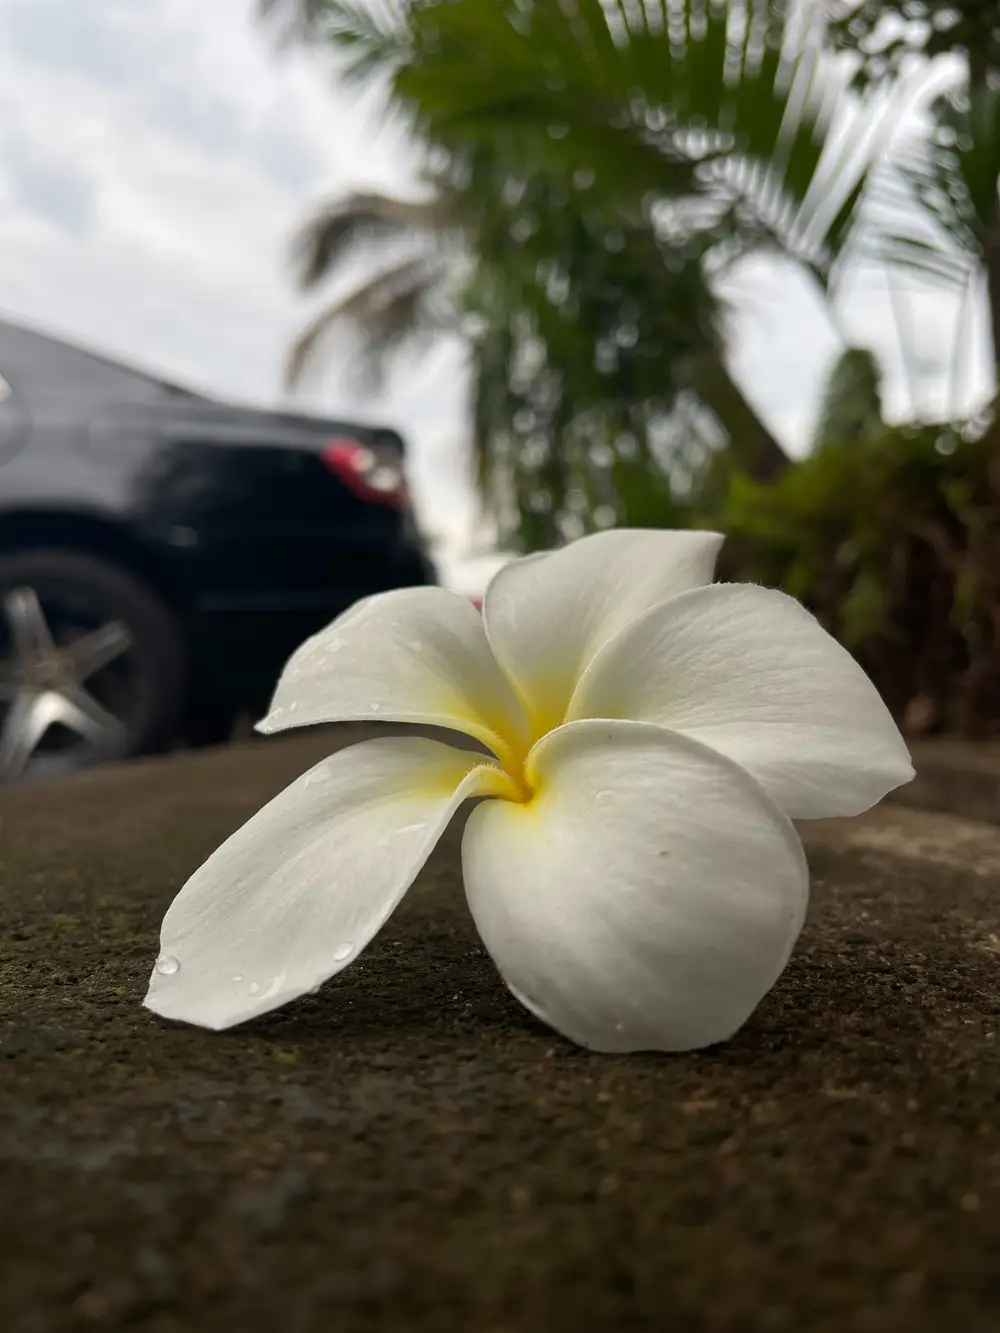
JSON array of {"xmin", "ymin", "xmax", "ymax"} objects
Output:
[
  {"xmin": 895, "ymin": 739, "xmax": 1000, "ymax": 826},
  {"xmin": 2, "ymin": 728, "xmax": 1000, "ymax": 1333}
]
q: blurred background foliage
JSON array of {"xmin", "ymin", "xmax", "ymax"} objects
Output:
[
  {"xmin": 713, "ymin": 420, "xmax": 1000, "ymax": 738},
  {"xmin": 265, "ymin": 0, "xmax": 1000, "ymax": 734}
]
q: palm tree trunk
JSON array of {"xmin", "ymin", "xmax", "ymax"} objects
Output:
[
  {"xmin": 969, "ymin": 51, "xmax": 1000, "ymax": 380},
  {"xmin": 687, "ymin": 351, "xmax": 790, "ymax": 482},
  {"xmin": 985, "ymin": 221, "xmax": 1000, "ymax": 376}
]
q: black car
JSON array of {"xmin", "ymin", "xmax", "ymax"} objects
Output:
[{"xmin": 0, "ymin": 317, "xmax": 435, "ymax": 783}]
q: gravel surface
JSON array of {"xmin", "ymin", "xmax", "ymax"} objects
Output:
[{"xmin": 2, "ymin": 729, "xmax": 999, "ymax": 1333}]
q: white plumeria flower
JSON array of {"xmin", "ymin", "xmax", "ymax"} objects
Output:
[{"xmin": 145, "ymin": 529, "xmax": 913, "ymax": 1052}]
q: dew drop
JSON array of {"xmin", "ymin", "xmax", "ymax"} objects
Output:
[
  {"xmin": 232, "ymin": 974, "xmax": 243, "ymax": 983},
  {"xmin": 370, "ymin": 701, "xmax": 382, "ymax": 713},
  {"xmin": 595, "ymin": 790, "xmax": 614, "ymax": 806},
  {"xmin": 333, "ymin": 943, "xmax": 354, "ymax": 962},
  {"xmin": 289, "ymin": 701, "xmax": 299, "ymax": 713},
  {"xmin": 155, "ymin": 954, "xmax": 180, "ymax": 976},
  {"xmin": 248, "ymin": 981, "xmax": 262, "ymax": 996}
]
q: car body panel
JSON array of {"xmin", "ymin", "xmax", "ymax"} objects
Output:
[{"xmin": 0, "ymin": 317, "xmax": 435, "ymax": 718}]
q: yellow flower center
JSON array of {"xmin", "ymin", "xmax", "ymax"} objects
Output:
[
  {"xmin": 495, "ymin": 740, "xmax": 535, "ymax": 804},
  {"xmin": 482, "ymin": 703, "xmax": 565, "ymax": 806},
  {"xmin": 445, "ymin": 681, "xmax": 568, "ymax": 808}
]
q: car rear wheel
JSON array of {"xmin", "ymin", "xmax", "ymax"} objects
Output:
[{"xmin": 0, "ymin": 550, "xmax": 187, "ymax": 784}]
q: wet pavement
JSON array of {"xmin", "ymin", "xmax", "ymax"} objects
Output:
[{"xmin": 2, "ymin": 730, "xmax": 999, "ymax": 1332}]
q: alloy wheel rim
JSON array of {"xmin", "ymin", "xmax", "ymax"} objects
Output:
[{"xmin": 0, "ymin": 586, "xmax": 135, "ymax": 780}]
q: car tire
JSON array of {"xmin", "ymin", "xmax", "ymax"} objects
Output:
[
  {"xmin": 0, "ymin": 549, "xmax": 187, "ymax": 783},
  {"xmin": 184, "ymin": 692, "xmax": 241, "ymax": 748}
]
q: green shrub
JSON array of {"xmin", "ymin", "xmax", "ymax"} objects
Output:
[{"xmin": 707, "ymin": 423, "xmax": 1000, "ymax": 737}]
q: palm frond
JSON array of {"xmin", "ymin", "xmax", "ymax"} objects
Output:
[
  {"xmin": 956, "ymin": 83, "xmax": 1000, "ymax": 237},
  {"xmin": 260, "ymin": 0, "xmax": 413, "ymax": 80},
  {"xmin": 852, "ymin": 80, "xmax": 1000, "ymax": 293},
  {"xmin": 291, "ymin": 190, "xmax": 460, "ymax": 288},
  {"xmin": 264, "ymin": 0, "xmax": 415, "ymax": 82},
  {"xmin": 285, "ymin": 254, "xmax": 451, "ymax": 389},
  {"xmin": 378, "ymin": 0, "xmax": 905, "ymax": 282},
  {"xmin": 827, "ymin": 1, "xmax": 1000, "ymax": 86}
]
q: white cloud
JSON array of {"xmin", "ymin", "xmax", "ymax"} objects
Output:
[
  {"xmin": 0, "ymin": 0, "xmax": 482, "ymax": 546},
  {"xmin": 721, "ymin": 254, "xmax": 995, "ymax": 456}
]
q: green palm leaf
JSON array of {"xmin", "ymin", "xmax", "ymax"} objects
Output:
[
  {"xmin": 286, "ymin": 254, "xmax": 452, "ymax": 389},
  {"xmin": 269, "ymin": 1, "xmax": 920, "ymax": 543}
]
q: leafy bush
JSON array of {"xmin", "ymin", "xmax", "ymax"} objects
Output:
[{"xmin": 707, "ymin": 423, "xmax": 1000, "ymax": 737}]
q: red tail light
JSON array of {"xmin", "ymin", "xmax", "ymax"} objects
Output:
[{"xmin": 321, "ymin": 438, "xmax": 408, "ymax": 508}]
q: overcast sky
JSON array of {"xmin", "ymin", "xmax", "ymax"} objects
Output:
[{"xmin": 0, "ymin": 0, "xmax": 993, "ymax": 573}]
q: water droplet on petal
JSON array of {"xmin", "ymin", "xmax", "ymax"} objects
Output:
[
  {"xmin": 248, "ymin": 981, "xmax": 262, "ymax": 996},
  {"xmin": 289, "ymin": 701, "xmax": 299, "ymax": 713},
  {"xmin": 155, "ymin": 955, "xmax": 180, "ymax": 976},
  {"xmin": 232, "ymin": 974, "xmax": 243, "ymax": 983},
  {"xmin": 595, "ymin": 790, "xmax": 614, "ymax": 806},
  {"xmin": 370, "ymin": 701, "xmax": 382, "ymax": 713},
  {"xmin": 333, "ymin": 943, "xmax": 354, "ymax": 962}
]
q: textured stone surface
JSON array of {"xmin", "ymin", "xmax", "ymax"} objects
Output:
[
  {"xmin": 2, "ymin": 730, "xmax": 1000, "ymax": 1333},
  {"xmin": 894, "ymin": 739, "xmax": 1000, "ymax": 827}
]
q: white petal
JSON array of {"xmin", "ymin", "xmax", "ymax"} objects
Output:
[
  {"xmin": 145, "ymin": 736, "xmax": 512, "ymax": 1030},
  {"xmin": 483, "ymin": 528, "xmax": 723, "ymax": 736},
  {"xmin": 462, "ymin": 720, "xmax": 807, "ymax": 1053},
  {"xmin": 258, "ymin": 586, "xmax": 529, "ymax": 763},
  {"xmin": 568, "ymin": 583, "xmax": 914, "ymax": 820}
]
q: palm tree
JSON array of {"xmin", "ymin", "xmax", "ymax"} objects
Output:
[
  {"xmin": 828, "ymin": 2, "xmax": 1000, "ymax": 372},
  {"xmin": 283, "ymin": 187, "xmax": 462, "ymax": 391},
  {"xmin": 286, "ymin": 169, "xmax": 742, "ymax": 544},
  {"xmin": 897, "ymin": 84, "xmax": 1000, "ymax": 374},
  {"xmin": 827, "ymin": 2, "xmax": 999, "ymax": 84},
  {"xmin": 264, "ymin": 0, "xmax": 904, "ymax": 539}
]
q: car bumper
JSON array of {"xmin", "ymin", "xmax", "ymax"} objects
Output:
[{"xmin": 187, "ymin": 544, "xmax": 438, "ymax": 707}]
